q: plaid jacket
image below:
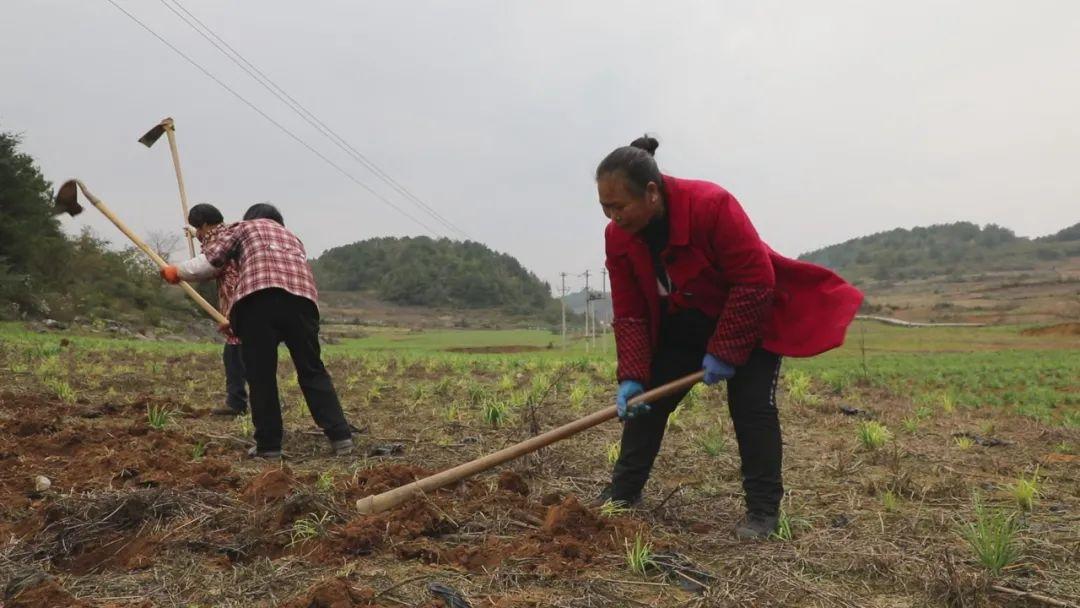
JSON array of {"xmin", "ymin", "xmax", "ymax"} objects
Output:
[
  {"xmin": 196, "ymin": 225, "xmax": 242, "ymax": 345},
  {"xmin": 201, "ymin": 219, "xmax": 319, "ymax": 310},
  {"xmin": 606, "ymin": 175, "xmax": 862, "ymax": 384}
]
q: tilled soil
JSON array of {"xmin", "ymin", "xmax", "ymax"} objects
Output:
[{"xmin": 1, "ymin": 339, "xmax": 1077, "ymax": 607}]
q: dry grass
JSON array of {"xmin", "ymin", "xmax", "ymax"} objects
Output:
[{"xmin": 0, "ymin": 332, "xmax": 1077, "ymax": 607}]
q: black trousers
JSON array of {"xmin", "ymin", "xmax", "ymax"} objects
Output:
[
  {"xmin": 223, "ymin": 343, "xmax": 248, "ymax": 412},
  {"xmin": 610, "ymin": 313, "xmax": 784, "ymax": 515},
  {"xmin": 230, "ymin": 288, "xmax": 351, "ymax": 451}
]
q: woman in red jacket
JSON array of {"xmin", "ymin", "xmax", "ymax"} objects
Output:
[{"xmin": 597, "ymin": 136, "xmax": 862, "ymax": 539}]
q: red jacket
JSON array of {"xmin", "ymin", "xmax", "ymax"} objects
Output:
[{"xmin": 606, "ymin": 175, "xmax": 863, "ymax": 383}]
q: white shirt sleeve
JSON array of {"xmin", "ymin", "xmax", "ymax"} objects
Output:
[{"xmin": 176, "ymin": 254, "xmax": 219, "ymax": 281}]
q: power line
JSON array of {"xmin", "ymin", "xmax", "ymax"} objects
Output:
[
  {"xmin": 101, "ymin": 0, "xmax": 442, "ymax": 237},
  {"xmin": 159, "ymin": 0, "xmax": 472, "ymax": 240}
]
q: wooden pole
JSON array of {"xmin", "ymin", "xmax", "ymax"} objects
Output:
[
  {"xmin": 71, "ymin": 180, "xmax": 226, "ymax": 324},
  {"xmin": 162, "ymin": 119, "xmax": 196, "ymax": 258},
  {"xmin": 355, "ymin": 371, "xmax": 705, "ymax": 514}
]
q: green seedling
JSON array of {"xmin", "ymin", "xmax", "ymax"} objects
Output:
[
  {"xmin": 443, "ymin": 403, "xmax": 461, "ymax": 423},
  {"xmin": 496, "ymin": 374, "xmax": 516, "ymax": 393},
  {"xmin": 624, "ymin": 532, "xmax": 654, "ymax": 575},
  {"xmin": 482, "ymin": 399, "xmax": 509, "ymax": 427},
  {"xmin": 147, "ymin": 404, "xmax": 172, "ymax": 430},
  {"xmin": 466, "ymin": 384, "xmax": 488, "ymax": 405},
  {"xmin": 1008, "ymin": 467, "xmax": 1040, "ymax": 511},
  {"xmin": 44, "ymin": 377, "xmax": 76, "ymax": 404},
  {"xmin": 237, "ymin": 415, "xmax": 254, "ymax": 438},
  {"xmin": 960, "ymin": 497, "xmax": 1022, "ymax": 576},
  {"xmin": 771, "ymin": 509, "xmax": 794, "ymax": 541},
  {"xmin": 606, "ymin": 441, "xmax": 621, "ymax": 466},
  {"xmin": 569, "ymin": 384, "xmax": 589, "ymax": 409},
  {"xmin": 882, "ymin": 490, "xmax": 900, "ymax": 512},
  {"xmin": 599, "ymin": 500, "xmax": 630, "ymax": 518},
  {"xmin": 856, "ymin": 420, "xmax": 890, "ymax": 450},
  {"xmin": 289, "ymin": 512, "xmax": 333, "ymax": 546},
  {"xmin": 697, "ymin": 430, "xmax": 727, "ymax": 457},
  {"xmin": 315, "ymin": 471, "xmax": 334, "ymax": 494},
  {"xmin": 665, "ymin": 404, "xmax": 686, "ymax": 431},
  {"xmin": 901, "ymin": 416, "xmax": 920, "ymax": 434},
  {"xmin": 941, "ymin": 391, "xmax": 957, "ymax": 414},
  {"xmin": 783, "ymin": 369, "xmax": 816, "ymax": 406}
]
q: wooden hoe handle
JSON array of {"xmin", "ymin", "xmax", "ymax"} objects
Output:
[
  {"xmin": 71, "ymin": 180, "xmax": 227, "ymax": 325},
  {"xmin": 355, "ymin": 370, "xmax": 706, "ymax": 514}
]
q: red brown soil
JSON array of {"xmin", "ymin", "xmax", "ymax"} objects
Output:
[
  {"xmin": 444, "ymin": 345, "xmax": 544, "ymax": 354},
  {"xmin": 242, "ymin": 467, "xmax": 297, "ymax": 504},
  {"xmin": 3, "ymin": 387, "xmax": 638, "ymax": 594},
  {"xmin": 336, "ymin": 501, "xmax": 451, "ymax": 555},
  {"xmin": 6, "ymin": 576, "xmax": 91, "ymax": 608},
  {"xmin": 347, "ymin": 464, "xmax": 430, "ymax": 500},
  {"xmin": 395, "ymin": 495, "xmax": 637, "ymax": 575},
  {"xmin": 0, "ymin": 393, "xmax": 239, "ymax": 517},
  {"xmin": 59, "ymin": 532, "xmax": 161, "ymax": 574},
  {"xmin": 541, "ymin": 496, "xmax": 605, "ymax": 537},
  {"xmin": 497, "ymin": 471, "xmax": 529, "ymax": 495},
  {"xmin": 1021, "ymin": 322, "xmax": 1080, "ymax": 336},
  {"xmin": 281, "ymin": 577, "xmax": 377, "ymax": 608}
]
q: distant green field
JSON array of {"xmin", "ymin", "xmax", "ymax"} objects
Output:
[
  {"xmin": 788, "ymin": 322, "xmax": 1080, "ymax": 426},
  {"xmin": 331, "ymin": 327, "xmax": 611, "ymax": 356},
  {"xmin": 2, "ymin": 320, "xmax": 1076, "ymax": 425}
]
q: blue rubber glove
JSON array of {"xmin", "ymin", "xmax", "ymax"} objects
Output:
[
  {"xmin": 702, "ymin": 354, "xmax": 736, "ymax": 385},
  {"xmin": 616, "ymin": 380, "xmax": 649, "ymax": 420}
]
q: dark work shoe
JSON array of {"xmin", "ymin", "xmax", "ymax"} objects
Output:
[
  {"xmin": 590, "ymin": 484, "xmax": 642, "ymax": 508},
  {"xmin": 247, "ymin": 446, "xmax": 283, "ymax": 459},
  {"xmin": 211, "ymin": 406, "xmax": 246, "ymax": 416},
  {"xmin": 734, "ymin": 512, "xmax": 779, "ymax": 540},
  {"xmin": 330, "ymin": 438, "xmax": 354, "ymax": 457}
]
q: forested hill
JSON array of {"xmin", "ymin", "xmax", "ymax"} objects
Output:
[
  {"xmin": 311, "ymin": 237, "xmax": 554, "ymax": 311},
  {"xmin": 799, "ymin": 221, "xmax": 1080, "ymax": 281}
]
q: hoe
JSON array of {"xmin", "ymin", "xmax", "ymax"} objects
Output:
[
  {"xmin": 53, "ymin": 179, "xmax": 227, "ymax": 325},
  {"xmin": 355, "ymin": 371, "xmax": 705, "ymax": 514},
  {"xmin": 138, "ymin": 117, "xmax": 196, "ymax": 258}
]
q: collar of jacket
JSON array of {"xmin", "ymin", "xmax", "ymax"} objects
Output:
[
  {"xmin": 196, "ymin": 222, "xmax": 231, "ymax": 246},
  {"xmin": 605, "ymin": 175, "xmax": 690, "ymax": 255}
]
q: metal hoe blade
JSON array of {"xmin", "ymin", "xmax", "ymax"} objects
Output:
[
  {"xmin": 138, "ymin": 117, "xmax": 173, "ymax": 148},
  {"xmin": 53, "ymin": 180, "xmax": 84, "ymax": 216}
]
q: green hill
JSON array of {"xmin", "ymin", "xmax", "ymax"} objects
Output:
[
  {"xmin": 311, "ymin": 237, "xmax": 555, "ymax": 312},
  {"xmin": 799, "ymin": 221, "xmax": 1080, "ymax": 282}
]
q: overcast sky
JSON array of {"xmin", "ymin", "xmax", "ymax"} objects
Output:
[{"xmin": 2, "ymin": 1, "xmax": 1077, "ymax": 294}]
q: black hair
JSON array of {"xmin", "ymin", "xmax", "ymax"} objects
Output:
[
  {"xmin": 187, "ymin": 203, "xmax": 224, "ymax": 228},
  {"xmin": 243, "ymin": 203, "xmax": 284, "ymax": 226},
  {"xmin": 595, "ymin": 135, "xmax": 662, "ymax": 197}
]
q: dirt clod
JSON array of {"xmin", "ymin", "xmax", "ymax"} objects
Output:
[
  {"xmin": 4, "ymin": 575, "xmax": 90, "ymax": 608},
  {"xmin": 281, "ymin": 577, "xmax": 377, "ymax": 608},
  {"xmin": 497, "ymin": 471, "xmax": 529, "ymax": 495},
  {"xmin": 242, "ymin": 467, "xmax": 297, "ymax": 504}
]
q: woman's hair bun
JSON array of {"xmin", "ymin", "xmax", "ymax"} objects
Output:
[{"xmin": 629, "ymin": 135, "xmax": 659, "ymax": 156}]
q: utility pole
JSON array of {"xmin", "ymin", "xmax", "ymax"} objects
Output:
[
  {"xmin": 600, "ymin": 268, "xmax": 608, "ymax": 353},
  {"xmin": 582, "ymin": 269, "xmax": 591, "ymax": 352},
  {"xmin": 560, "ymin": 272, "xmax": 568, "ymax": 349}
]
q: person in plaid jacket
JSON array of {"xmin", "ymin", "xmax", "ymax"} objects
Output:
[
  {"xmin": 179, "ymin": 204, "xmax": 248, "ymax": 417},
  {"xmin": 595, "ymin": 136, "xmax": 862, "ymax": 539},
  {"xmin": 162, "ymin": 204, "xmax": 353, "ymax": 458}
]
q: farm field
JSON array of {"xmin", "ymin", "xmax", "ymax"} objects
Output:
[{"xmin": 0, "ymin": 320, "xmax": 1077, "ymax": 607}]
